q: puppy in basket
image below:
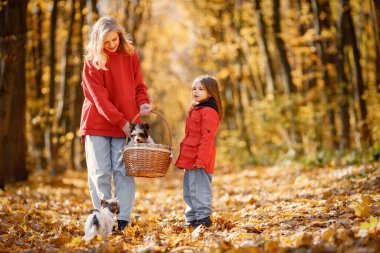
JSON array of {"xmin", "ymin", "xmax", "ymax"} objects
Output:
[
  {"xmin": 127, "ymin": 123, "xmax": 155, "ymax": 144},
  {"xmin": 82, "ymin": 198, "xmax": 119, "ymax": 241}
]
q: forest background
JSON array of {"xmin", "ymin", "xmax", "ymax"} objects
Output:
[
  {"xmin": 1, "ymin": 0, "xmax": 380, "ymax": 186},
  {"xmin": 1, "ymin": 0, "xmax": 380, "ymax": 252}
]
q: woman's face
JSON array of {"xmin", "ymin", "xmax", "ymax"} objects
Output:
[
  {"xmin": 103, "ymin": 31, "xmax": 120, "ymax": 52},
  {"xmin": 192, "ymin": 81, "xmax": 209, "ymax": 102}
]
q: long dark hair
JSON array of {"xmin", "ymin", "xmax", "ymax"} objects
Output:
[{"xmin": 193, "ymin": 75, "xmax": 224, "ymax": 120}]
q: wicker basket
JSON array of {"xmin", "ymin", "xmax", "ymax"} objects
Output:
[{"xmin": 123, "ymin": 110, "xmax": 173, "ymax": 177}]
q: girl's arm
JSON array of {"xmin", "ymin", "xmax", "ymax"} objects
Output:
[
  {"xmin": 82, "ymin": 60, "xmax": 128, "ymax": 129},
  {"xmin": 195, "ymin": 108, "xmax": 219, "ymax": 168},
  {"xmin": 132, "ymin": 53, "xmax": 150, "ymax": 107}
]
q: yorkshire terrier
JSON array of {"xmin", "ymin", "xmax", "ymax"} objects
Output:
[
  {"xmin": 127, "ymin": 123, "xmax": 155, "ymax": 144},
  {"xmin": 82, "ymin": 198, "xmax": 119, "ymax": 241}
]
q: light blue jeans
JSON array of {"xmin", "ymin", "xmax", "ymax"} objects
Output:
[
  {"xmin": 85, "ymin": 135, "xmax": 135, "ymax": 221},
  {"xmin": 183, "ymin": 168, "xmax": 213, "ymax": 222}
]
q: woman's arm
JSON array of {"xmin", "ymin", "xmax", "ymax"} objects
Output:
[{"xmin": 82, "ymin": 60, "xmax": 128, "ymax": 129}]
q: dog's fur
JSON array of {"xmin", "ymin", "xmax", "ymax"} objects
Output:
[
  {"xmin": 127, "ymin": 123, "xmax": 154, "ymax": 144},
  {"xmin": 82, "ymin": 198, "xmax": 119, "ymax": 241}
]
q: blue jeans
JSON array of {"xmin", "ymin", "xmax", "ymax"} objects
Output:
[
  {"xmin": 85, "ymin": 135, "xmax": 135, "ymax": 221},
  {"xmin": 183, "ymin": 168, "xmax": 213, "ymax": 222}
]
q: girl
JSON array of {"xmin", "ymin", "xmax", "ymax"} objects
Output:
[
  {"xmin": 175, "ymin": 75, "xmax": 223, "ymax": 228},
  {"xmin": 80, "ymin": 16, "xmax": 151, "ymax": 231}
]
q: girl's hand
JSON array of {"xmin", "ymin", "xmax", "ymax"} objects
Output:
[
  {"xmin": 122, "ymin": 121, "xmax": 131, "ymax": 136},
  {"xmin": 140, "ymin": 103, "xmax": 151, "ymax": 116}
]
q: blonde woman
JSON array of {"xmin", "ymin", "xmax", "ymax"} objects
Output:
[{"xmin": 80, "ymin": 16, "xmax": 151, "ymax": 231}]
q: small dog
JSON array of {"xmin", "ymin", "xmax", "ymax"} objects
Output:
[
  {"xmin": 127, "ymin": 123, "xmax": 155, "ymax": 144},
  {"xmin": 82, "ymin": 198, "xmax": 119, "ymax": 241}
]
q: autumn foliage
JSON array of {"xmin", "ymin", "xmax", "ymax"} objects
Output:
[
  {"xmin": 1, "ymin": 164, "xmax": 380, "ymax": 252},
  {"xmin": 1, "ymin": 0, "xmax": 380, "ymax": 251}
]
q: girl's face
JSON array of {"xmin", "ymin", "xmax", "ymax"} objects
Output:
[
  {"xmin": 103, "ymin": 31, "xmax": 120, "ymax": 52},
  {"xmin": 192, "ymin": 81, "xmax": 210, "ymax": 102}
]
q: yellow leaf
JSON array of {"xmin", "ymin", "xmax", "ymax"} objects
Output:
[
  {"xmin": 361, "ymin": 195, "xmax": 374, "ymax": 205},
  {"xmin": 264, "ymin": 240, "xmax": 279, "ymax": 252},
  {"xmin": 360, "ymin": 222, "xmax": 370, "ymax": 230},
  {"xmin": 282, "ymin": 237, "xmax": 292, "ymax": 246},
  {"xmin": 69, "ymin": 236, "xmax": 82, "ymax": 247},
  {"xmin": 292, "ymin": 232, "xmax": 312, "ymax": 247},
  {"xmin": 96, "ymin": 234, "xmax": 103, "ymax": 241},
  {"xmin": 321, "ymin": 228, "xmax": 335, "ymax": 241},
  {"xmin": 369, "ymin": 216, "xmax": 378, "ymax": 229},
  {"xmin": 353, "ymin": 202, "xmax": 370, "ymax": 217},
  {"xmin": 0, "ymin": 197, "xmax": 8, "ymax": 205}
]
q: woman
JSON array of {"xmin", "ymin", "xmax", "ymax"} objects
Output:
[{"xmin": 80, "ymin": 16, "xmax": 151, "ymax": 231}]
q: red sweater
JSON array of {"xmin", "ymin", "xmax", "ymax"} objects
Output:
[
  {"xmin": 175, "ymin": 105, "xmax": 220, "ymax": 173},
  {"xmin": 80, "ymin": 51, "xmax": 150, "ymax": 140}
]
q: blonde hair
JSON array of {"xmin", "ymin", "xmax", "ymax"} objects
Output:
[
  {"xmin": 193, "ymin": 75, "xmax": 224, "ymax": 120},
  {"xmin": 85, "ymin": 16, "xmax": 134, "ymax": 70}
]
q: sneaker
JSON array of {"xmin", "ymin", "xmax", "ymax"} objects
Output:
[
  {"xmin": 184, "ymin": 220, "xmax": 197, "ymax": 228},
  {"xmin": 196, "ymin": 216, "xmax": 212, "ymax": 227},
  {"xmin": 118, "ymin": 220, "xmax": 129, "ymax": 231}
]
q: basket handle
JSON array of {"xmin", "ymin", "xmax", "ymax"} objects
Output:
[{"xmin": 131, "ymin": 110, "xmax": 172, "ymax": 147}]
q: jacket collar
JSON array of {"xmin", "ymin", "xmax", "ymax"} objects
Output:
[{"xmin": 194, "ymin": 97, "xmax": 218, "ymax": 113}]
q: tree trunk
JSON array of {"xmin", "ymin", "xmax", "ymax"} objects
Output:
[
  {"xmin": 254, "ymin": 0, "xmax": 276, "ymax": 97},
  {"xmin": 72, "ymin": 0, "xmax": 87, "ymax": 170},
  {"xmin": 273, "ymin": 0, "xmax": 296, "ymax": 94},
  {"xmin": 345, "ymin": 4, "xmax": 370, "ymax": 147},
  {"xmin": 46, "ymin": 0, "xmax": 59, "ymax": 174},
  {"xmin": 371, "ymin": 0, "xmax": 380, "ymax": 92},
  {"xmin": 336, "ymin": 0, "xmax": 351, "ymax": 152},
  {"xmin": 272, "ymin": 0, "xmax": 301, "ymax": 154},
  {"xmin": 0, "ymin": 0, "xmax": 28, "ymax": 188},
  {"xmin": 57, "ymin": 0, "xmax": 76, "ymax": 129},
  {"xmin": 29, "ymin": 3, "xmax": 46, "ymax": 170},
  {"xmin": 234, "ymin": 0, "xmax": 253, "ymax": 157},
  {"xmin": 124, "ymin": 0, "xmax": 146, "ymax": 43},
  {"xmin": 311, "ymin": 0, "xmax": 338, "ymax": 149},
  {"xmin": 88, "ymin": 0, "xmax": 99, "ymax": 25}
]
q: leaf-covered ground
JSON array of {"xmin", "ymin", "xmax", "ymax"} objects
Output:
[{"xmin": 1, "ymin": 163, "xmax": 380, "ymax": 252}]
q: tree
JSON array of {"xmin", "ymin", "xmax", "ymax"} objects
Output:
[
  {"xmin": 371, "ymin": 0, "xmax": 380, "ymax": 92},
  {"xmin": 254, "ymin": 0, "xmax": 276, "ymax": 97},
  {"xmin": 311, "ymin": 0, "xmax": 338, "ymax": 149},
  {"xmin": 0, "ymin": 0, "xmax": 28, "ymax": 188},
  {"xmin": 46, "ymin": 0, "xmax": 60, "ymax": 174},
  {"xmin": 30, "ymin": 3, "xmax": 47, "ymax": 170},
  {"xmin": 272, "ymin": 0, "xmax": 301, "ymax": 153},
  {"xmin": 336, "ymin": 0, "xmax": 351, "ymax": 152},
  {"xmin": 345, "ymin": 2, "xmax": 370, "ymax": 148}
]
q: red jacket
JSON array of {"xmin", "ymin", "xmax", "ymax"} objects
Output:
[
  {"xmin": 80, "ymin": 51, "xmax": 149, "ymax": 140},
  {"xmin": 175, "ymin": 102, "xmax": 220, "ymax": 174}
]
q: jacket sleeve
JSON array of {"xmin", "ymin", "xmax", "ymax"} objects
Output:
[
  {"xmin": 196, "ymin": 108, "xmax": 219, "ymax": 167},
  {"xmin": 132, "ymin": 53, "xmax": 150, "ymax": 107},
  {"xmin": 81, "ymin": 60, "xmax": 127, "ymax": 129}
]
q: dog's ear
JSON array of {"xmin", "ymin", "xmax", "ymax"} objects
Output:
[
  {"xmin": 100, "ymin": 199, "xmax": 106, "ymax": 206},
  {"xmin": 129, "ymin": 123, "xmax": 136, "ymax": 130},
  {"xmin": 142, "ymin": 123, "xmax": 151, "ymax": 133}
]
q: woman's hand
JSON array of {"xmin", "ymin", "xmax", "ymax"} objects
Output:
[
  {"xmin": 122, "ymin": 121, "xmax": 130, "ymax": 136},
  {"xmin": 139, "ymin": 103, "xmax": 151, "ymax": 116}
]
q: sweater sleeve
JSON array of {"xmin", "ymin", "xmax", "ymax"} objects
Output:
[
  {"xmin": 195, "ymin": 108, "xmax": 219, "ymax": 167},
  {"xmin": 81, "ymin": 60, "xmax": 127, "ymax": 129},
  {"xmin": 132, "ymin": 53, "xmax": 150, "ymax": 107}
]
